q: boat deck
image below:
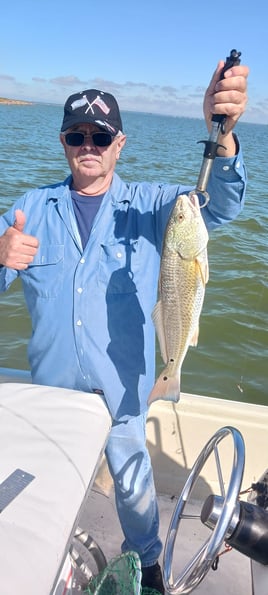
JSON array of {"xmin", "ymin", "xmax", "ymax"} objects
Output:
[{"xmin": 77, "ymin": 485, "xmax": 252, "ymax": 594}]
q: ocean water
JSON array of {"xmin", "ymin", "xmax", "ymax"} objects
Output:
[{"xmin": 0, "ymin": 104, "xmax": 267, "ymax": 406}]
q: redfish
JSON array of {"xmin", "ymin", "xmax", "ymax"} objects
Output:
[{"xmin": 148, "ymin": 193, "xmax": 209, "ymax": 404}]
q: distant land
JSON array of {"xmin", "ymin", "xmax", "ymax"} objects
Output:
[{"xmin": 0, "ymin": 97, "xmax": 33, "ymax": 105}]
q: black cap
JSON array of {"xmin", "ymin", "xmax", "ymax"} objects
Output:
[{"xmin": 61, "ymin": 89, "xmax": 123, "ymax": 135}]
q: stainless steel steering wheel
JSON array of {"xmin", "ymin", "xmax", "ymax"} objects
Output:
[{"xmin": 163, "ymin": 426, "xmax": 245, "ymax": 594}]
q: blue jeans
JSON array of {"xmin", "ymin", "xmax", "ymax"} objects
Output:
[{"xmin": 105, "ymin": 412, "xmax": 162, "ymax": 567}]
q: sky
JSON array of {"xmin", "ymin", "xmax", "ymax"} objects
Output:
[{"xmin": 1, "ymin": 0, "xmax": 267, "ymax": 124}]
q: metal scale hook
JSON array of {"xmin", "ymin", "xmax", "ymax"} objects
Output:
[{"xmin": 192, "ymin": 49, "xmax": 241, "ymax": 207}]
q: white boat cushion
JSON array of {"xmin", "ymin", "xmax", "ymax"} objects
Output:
[{"xmin": 0, "ymin": 383, "xmax": 111, "ymax": 594}]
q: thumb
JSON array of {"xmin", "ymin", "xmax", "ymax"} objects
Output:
[
  {"xmin": 203, "ymin": 60, "xmax": 225, "ymax": 128},
  {"xmin": 13, "ymin": 209, "xmax": 26, "ymax": 233},
  {"xmin": 206, "ymin": 60, "xmax": 225, "ymax": 95}
]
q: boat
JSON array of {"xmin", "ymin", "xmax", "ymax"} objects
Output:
[{"xmin": 0, "ymin": 366, "xmax": 267, "ymax": 595}]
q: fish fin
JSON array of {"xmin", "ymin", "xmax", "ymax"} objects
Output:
[
  {"xmin": 189, "ymin": 324, "xmax": 199, "ymax": 347},
  {"xmin": 148, "ymin": 370, "xmax": 181, "ymax": 405},
  {"xmin": 152, "ymin": 300, "xmax": 168, "ymax": 364},
  {"xmin": 196, "ymin": 255, "xmax": 209, "ymax": 285}
]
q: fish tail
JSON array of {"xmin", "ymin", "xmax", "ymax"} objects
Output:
[{"xmin": 148, "ymin": 371, "xmax": 181, "ymax": 405}]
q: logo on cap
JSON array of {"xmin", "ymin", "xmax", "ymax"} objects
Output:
[{"xmin": 70, "ymin": 94, "xmax": 110, "ymax": 116}]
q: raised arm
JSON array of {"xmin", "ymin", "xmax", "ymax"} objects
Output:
[{"xmin": 203, "ymin": 60, "xmax": 249, "ymax": 157}]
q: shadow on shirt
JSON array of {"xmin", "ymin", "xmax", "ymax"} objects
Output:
[
  {"xmin": 106, "ymin": 236, "xmax": 146, "ymax": 419},
  {"xmin": 105, "ymin": 200, "xmax": 175, "ymax": 419}
]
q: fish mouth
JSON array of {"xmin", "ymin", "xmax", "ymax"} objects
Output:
[{"xmin": 188, "ymin": 190, "xmax": 210, "ymax": 208}]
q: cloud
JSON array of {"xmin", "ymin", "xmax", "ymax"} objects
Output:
[
  {"xmin": 161, "ymin": 85, "xmax": 178, "ymax": 95},
  {"xmin": 0, "ymin": 74, "xmax": 16, "ymax": 81},
  {"xmin": 49, "ymin": 75, "xmax": 87, "ymax": 87},
  {"xmin": 43, "ymin": 75, "xmax": 267, "ymax": 122},
  {"xmin": 32, "ymin": 76, "xmax": 47, "ymax": 83},
  {"xmin": 1, "ymin": 71, "xmax": 268, "ymax": 124}
]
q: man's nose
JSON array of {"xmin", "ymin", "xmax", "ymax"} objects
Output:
[{"xmin": 81, "ymin": 134, "xmax": 95, "ymax": 147}]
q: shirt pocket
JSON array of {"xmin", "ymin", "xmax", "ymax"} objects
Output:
[
  {"xmin": 21, "ymin": 245, "xmax": 64, "ymax": 298},
  {"xmin": 98, "ymin": 240, "xmax": 139, "ymax": 294}
]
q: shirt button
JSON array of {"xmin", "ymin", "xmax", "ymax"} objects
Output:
[
  {"xmin": 77, "ymin": 287, "xmax": 83, "ymax": 294},
  {"xmin": 223, "ymin": 165, "xmax": 230, "ymax": 171},
  {"xmin": 80, "ymin": 258, "xmax": 85, "ymax": 264},
  {"xmin": 117, "ymin": 251, "xmax": 122, "ymax": 258},
  {"xmin": 77, "ymin": 319, "xmax": 82, "ymax": 326}
]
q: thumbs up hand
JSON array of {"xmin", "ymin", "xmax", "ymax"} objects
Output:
[
  {"xmin": 13, "ymin": 209, "xmax": 27, "ymax": 233},
  {"xmin": 0, "ymin": 209, "xmax": 39, "ymax": 270}
]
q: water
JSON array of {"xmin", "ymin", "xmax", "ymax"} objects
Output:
[{"xmin": 0, "ymin": 104, "xmax": 267, "ymax": 405}]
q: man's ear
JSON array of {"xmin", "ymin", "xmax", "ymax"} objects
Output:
[
  {"xmin": 59, "ymin": 133, "xmax": 68, "ymax": 157},
  {"xmin": 116, "ymin": 134, "xmax": 127, "ymax": 160}
]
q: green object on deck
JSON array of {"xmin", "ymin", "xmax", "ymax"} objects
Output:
[{"xmin": 84, "ymin": 551, "xmax": 162, "ymax": 594}]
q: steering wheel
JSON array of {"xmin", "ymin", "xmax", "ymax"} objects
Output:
[{"xmin": 163, "ymin": 426, "xmax": 245, "ymax": 594}]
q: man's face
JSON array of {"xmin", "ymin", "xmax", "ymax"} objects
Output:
[{"xmin": 60, "ymin": 123, "xmax": 126, "ymax": 191}]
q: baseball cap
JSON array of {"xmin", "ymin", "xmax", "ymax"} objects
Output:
[{"xmin": 61, "ymin": 89, "xmax": 123, "ymax": 135}]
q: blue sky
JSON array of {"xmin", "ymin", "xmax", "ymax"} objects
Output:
[{"xmin": 1, "ymin": 0, "xmax": 267, "ymax": 124}]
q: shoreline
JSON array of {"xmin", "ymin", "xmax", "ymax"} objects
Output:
[{"xmin": 0, "ymin": 97, "xmax": 33, "ymax": 105}]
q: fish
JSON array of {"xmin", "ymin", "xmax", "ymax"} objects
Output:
[{"xmin": 148, "ymin": 192, "xmax": 209, "ymax": 405}]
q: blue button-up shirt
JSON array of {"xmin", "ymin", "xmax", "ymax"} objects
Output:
[{"xmin": 0, "ymin": 151, "xmax": 246, "ymax": 420}]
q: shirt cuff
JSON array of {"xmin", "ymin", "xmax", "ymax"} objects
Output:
[{"xmin": 213, "ymin": 135, "xmax": 245, "ymax": 183}]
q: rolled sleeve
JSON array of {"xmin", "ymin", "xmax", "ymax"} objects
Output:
[{"xmin": 203, "ymin": 139, "xmax": 247, "ymax": 230}]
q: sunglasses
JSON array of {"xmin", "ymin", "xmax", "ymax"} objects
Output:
[{"xmin": 64, "ymin": 131, "xmax": 113, "ymax": 147}]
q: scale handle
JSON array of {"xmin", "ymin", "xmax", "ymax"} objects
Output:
[{"xmin": 212, "ymin": 49, "xmax": 241, "ymax": 126}]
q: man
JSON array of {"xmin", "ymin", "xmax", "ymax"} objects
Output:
[{"xmin": 0, "ymin": 59, "xmax": 248, "ymax": 593}]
